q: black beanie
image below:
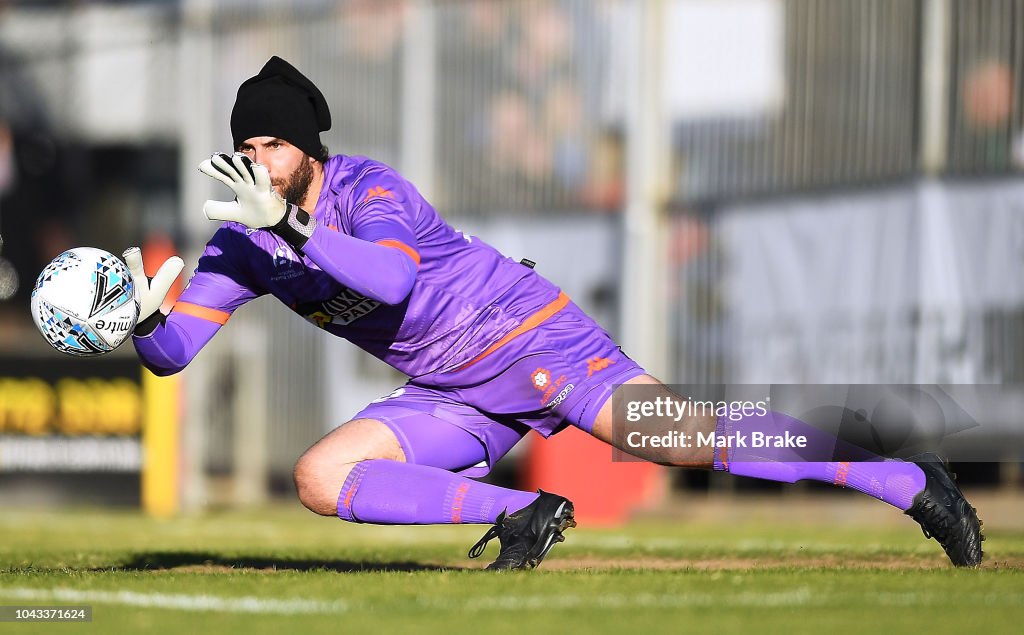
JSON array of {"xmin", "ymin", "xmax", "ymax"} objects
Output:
[{"xmin": 230, "ymin": 56, "xmax": 332, "ymax": 158}]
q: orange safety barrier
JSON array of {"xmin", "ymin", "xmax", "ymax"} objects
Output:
[
  {"xmin": 522, "ymin": 426, "xmax": 666, "ymax": 526},
  {"xmin": 142, "ymin": 233, "xmax": 183, "ymax": 313}
]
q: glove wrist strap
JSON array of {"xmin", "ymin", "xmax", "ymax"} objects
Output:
[
  {"xmin": 271, "ymin": 203, "xmax": 316, "ymax": 249},
  {"xmin": 134, "ymin": 310, "xmax": 167, "ymax": 337}
]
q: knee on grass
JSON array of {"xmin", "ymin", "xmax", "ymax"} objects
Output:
[{"xmin": 293, "ymin": 454, "xmax": 361, "ymax": 517}]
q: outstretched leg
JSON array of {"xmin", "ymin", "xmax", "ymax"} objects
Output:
[{"xmin": 586, "ymin": 374, "xmax": 983, "ymax": 566}]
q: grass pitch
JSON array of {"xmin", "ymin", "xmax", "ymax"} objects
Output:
[{"xmin": 1, "ymin": 498, "xmax": 1022, "ymax": 634}]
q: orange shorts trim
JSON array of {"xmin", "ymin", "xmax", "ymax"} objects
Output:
[{"xmin": 455, "ymin": 291, "xmax": 571, "ymax": 371}]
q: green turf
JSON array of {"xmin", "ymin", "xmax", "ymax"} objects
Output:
[{"xmin": 1, "ymin": 506, "xmax": 1022, "ymax": 634}]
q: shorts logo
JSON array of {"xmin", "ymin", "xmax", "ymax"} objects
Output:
[
  {"xmin": 531, "ymin": 368, "xmax": 573, "ymax": 408},
  {"xmin": 586, "ymin": 356, "xmax": 615, "ymax": 377},
  {"xmin": 547, "ymin": 383, "xmax": 575, "ymax": 409},
  {"xmin": 370, "ymin": 387, "xmax": 405, "ymax": 404},
  {"xmin": 362, "ymin": 186, "xmax": 394, "ymax": 202},
  {"xmin": 531, "ymin": 369, "xmax": 552, "ymax": 390}
]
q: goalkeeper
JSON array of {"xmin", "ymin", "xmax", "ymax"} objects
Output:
[{"xmin": 127, "ymin": 57, "xmax": 983, "ymax": 570}]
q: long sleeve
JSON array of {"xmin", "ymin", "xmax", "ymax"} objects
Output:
[
  {"xmin": 301, "ymin": 227, "xmax": 417, "ymax": 306},
  {"xmin": 298, "ymin": 165, "xmax": 421, "ymax": 305},
  {"xmin": 133, "ymin": 311, "xmax": 223, "ymax": 376},
  {"xmin": 132, "ymin": 226, "xmax": 263, "ymax": 375}
]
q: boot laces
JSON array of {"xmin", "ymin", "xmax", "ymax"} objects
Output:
[{"xmin": 468, "ymin": 524, "xmax": 502, "ymax": 559}]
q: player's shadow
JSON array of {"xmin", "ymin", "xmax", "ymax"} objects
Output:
[{"xmin": 107, "ymin": 551, "xmax": 466, "ymax": 573}]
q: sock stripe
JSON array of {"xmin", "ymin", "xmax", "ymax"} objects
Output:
[
  {"xmin": 833, "ymin": 461, "xmax": 851, "ymax": 487},
  {"xmin": 450, "ymin": 483, "xmax": 471, "ymax": 523},
  {"xmin": 336, "ymin": 462, "xmax": 369, "ymax": 521},
  {"xmin": 713, "ymin": 416, "xmax": 730, "ymax": 471},
  {"xmin": 332, "ymin": 459, "xmax": 539, "ymax": 525}
]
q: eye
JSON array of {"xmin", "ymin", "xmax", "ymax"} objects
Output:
[{"xmin": 269, "ymin": 141, "xmax": 281, "ymax": 149}]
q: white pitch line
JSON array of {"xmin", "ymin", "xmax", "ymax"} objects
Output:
[
  {"xmin": 422, "ymin": 588, "xmax": 816, "ymax": 611},
  {"xmin": 0, "ymin": 587, "xmax": 347, "ymax": 615},
  {"xmin": 4, "ymin": 586, "xmax": 1017, "ymax": 615}
]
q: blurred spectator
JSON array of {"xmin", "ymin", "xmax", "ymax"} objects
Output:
[
  {"xmin": 439, "ymin": 0, "xmax": 613, "ymax": 214},
  {"xmin": 315, "ymin": 0, "xmax": 405, "ymax": 163},
  {"xmin": 962, "ymin": 59, "xmax": 1013, "ymax": 131},
  {"xmin": 0, "ymin": 123, "xmax": 16, "ymax": 300},
  {"xmin": 957, "ymin": 57, "xmax": 1020, "ymax": 172},
  {"xmin": 544, "ymin": 78, "xmax": 588, "ymax": 192},
  {"xmin": 488, "ymin": 88, "xmax": 552, "ymax": 182}
]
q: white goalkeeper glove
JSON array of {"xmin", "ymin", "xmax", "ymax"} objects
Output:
[
  {"xmin": 122, "ymin": 247, "xmax": 184, "ymax": 323},
  {"xmin": 198, "ymin": 152, "xmax": 316, "ymax": 248}
]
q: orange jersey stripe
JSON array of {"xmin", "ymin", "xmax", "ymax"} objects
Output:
[
  {"xmin": 173, "ymin": 301, "xmax": 230, "ymax": 325},
  {"xmin": 376, "ymin": 239, "xmax": 420, "ymax": 266},
  {"xmin": 456, "ymin": 291, "xmax": 571, "ymax": 371}
]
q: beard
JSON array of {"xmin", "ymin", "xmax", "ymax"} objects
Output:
[{"xmin": 274, "ymin": 156, "xmax": 315, "ymax": 205}]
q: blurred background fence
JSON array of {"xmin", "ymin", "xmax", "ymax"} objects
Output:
[{"xmin": 1, "ymin": 0, "xmax": 1022, "ymax": 509}]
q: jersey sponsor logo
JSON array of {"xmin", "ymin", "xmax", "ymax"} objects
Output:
[
  {"xmin": 271, "ymin": 245, "xmax": 303, "ymax": 281},
  {"xmin": 586, "ymin": 356, "xmax": 616, "ymax": 377},
  {"xmin": 296, "ymin": 288, "xmax": 382, "ymax": 327},
  {"xmin": 362, "ymin": 186, "xmax": 394, "ymax": 202}
]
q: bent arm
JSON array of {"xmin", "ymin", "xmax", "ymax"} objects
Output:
[
  {"xmin": 301, "ymin": 227, "xmax": 417, "ymax": 305},
  {"xmin": 132, "ymin": 227, "xmax": 262, "ymax": 375},
  {"xmin": 133, "ymin": 309, "xmax": 224, "ymax": 376}
]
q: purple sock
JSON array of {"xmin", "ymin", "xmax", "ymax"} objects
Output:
[
  {"xmin": 712, "ymin": 413, "xmax": 926, "ymax": 510},
  {"xmin": 336, "ymin": 459, "xmax": 539, "ymax": 524}
]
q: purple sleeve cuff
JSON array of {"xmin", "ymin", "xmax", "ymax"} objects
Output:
[{"xmin": 133, "ymin": 311, "xmax": 222, "ymax": 375}]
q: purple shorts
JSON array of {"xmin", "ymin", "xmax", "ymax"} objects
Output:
[{"xmin": 353, "ymin": 301, "xmax": 646, "ymax": 477}]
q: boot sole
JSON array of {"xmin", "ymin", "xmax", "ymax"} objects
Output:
[{"xmin": 524, "ymin": 501, "xmax": 577, "ymax": 569}]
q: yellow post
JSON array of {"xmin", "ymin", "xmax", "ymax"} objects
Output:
[{"xmin": 141, "ymin": 368, "xmax": 179, "ymax": 517}]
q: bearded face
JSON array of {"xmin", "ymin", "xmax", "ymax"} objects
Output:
[{"xmin": 275, "ymin": 155, "xmax": 315, "ymax": 205}]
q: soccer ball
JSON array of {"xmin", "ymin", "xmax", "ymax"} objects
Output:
[{"xmin": 31, "ymin": 247, "xmax": 139, "ymax": 356}]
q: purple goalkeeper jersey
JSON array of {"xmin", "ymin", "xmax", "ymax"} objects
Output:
[{"xmin": 141, "ymin": 154, "xmax": 565, "ymax": 379}]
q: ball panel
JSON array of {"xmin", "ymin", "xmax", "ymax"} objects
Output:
[
  {"xmin": 87, "ymin": 251, "xmax": 136, "ymax": 320},
  {"xmin": 31, "ymin": 247, "xmax": 140, "ymax": 357},
  {"xmin": 31, "ymin": 295, "xmax": 113, "ymax": 356}
]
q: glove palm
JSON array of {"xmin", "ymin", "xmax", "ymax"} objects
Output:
[
  {"xmin": 122, "ymin": 247, "xmax": 184, "ymax": 322},
  {"xmin": 198, "ymin": 153, "xmax": 286, "ymax": 229}
]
